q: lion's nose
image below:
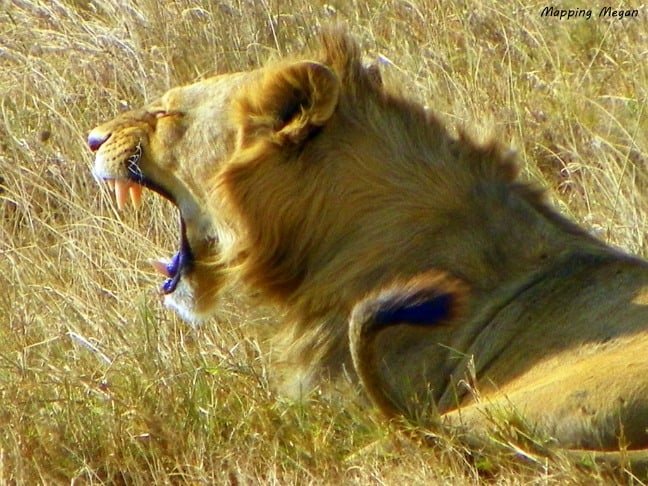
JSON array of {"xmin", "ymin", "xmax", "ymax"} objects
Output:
[{"xmin": 88, "ymin": 130, "xmax": 110, "ymax": 152}]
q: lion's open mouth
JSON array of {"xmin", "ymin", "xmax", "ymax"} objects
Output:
[{"xmin": 91, "ymin": 140, "xmax": 193, "ymax": 295}]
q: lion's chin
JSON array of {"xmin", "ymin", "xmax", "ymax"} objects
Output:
[
  {"xmin": 160, "ymin": 276, "xmax": 219, "ymax": 326},
  {"xmin": 162, "ymin": 291, "xmax": 205, "ymax": 326}
]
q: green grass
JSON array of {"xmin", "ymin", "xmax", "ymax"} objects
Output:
[{"xmin": 1, "ymin": 0, "xmax": 647, "ymax": 483}]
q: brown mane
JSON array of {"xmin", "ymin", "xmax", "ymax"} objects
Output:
[{"xmin": 222, "ymin": 30, "xmax": 585, "ymax": 317}]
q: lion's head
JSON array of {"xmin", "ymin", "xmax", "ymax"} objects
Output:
[{"xmin": 89, "ymin": 73, "xmax": 254, "ymax": 322}]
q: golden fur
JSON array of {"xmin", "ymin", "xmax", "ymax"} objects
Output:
[{"xmin": 89, "ymin": 29, "xmax": 648, "ymax": 467}]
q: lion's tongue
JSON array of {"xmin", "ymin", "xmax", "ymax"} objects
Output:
[{"xmin": 151, "ymin": 259, "xmax": 173, "ymax": 278}]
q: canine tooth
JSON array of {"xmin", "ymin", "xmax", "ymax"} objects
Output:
[
  {"xmin": 114, "ymin": 179, "xmax": 130, "ymax": 210},
  {"xmin": 151, "ymin": 259, "xmax": 172, "ymax": 277},
  {"xmin": 106, "ymin": 179, "xmax": 115, "ymax": 190},
  {"xmin": 129, "ymin": 184, "xmax": 143, "ymax": 208}
]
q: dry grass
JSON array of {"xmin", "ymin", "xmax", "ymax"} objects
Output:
[{"xmin": 1, "ymin": 0, "xmax": 647, "ymax": 483}]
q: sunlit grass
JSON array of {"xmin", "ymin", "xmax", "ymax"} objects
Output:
[{"xmin": 1, "ymin": 0, "xmax": 646, "ymax": 483}]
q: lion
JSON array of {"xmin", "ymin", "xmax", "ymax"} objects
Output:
[{"xmin": 88, "ymin": 29, "xmax": 648, "ymax": 469}]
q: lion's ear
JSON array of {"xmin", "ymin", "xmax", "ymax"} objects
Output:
[
  {"xmin": 351, "ymin": 271, "xmax": 468, "ymax": 333},
  {"xmin": 236, "ymin": 61, "xmax": 340, "ymax": 146}
]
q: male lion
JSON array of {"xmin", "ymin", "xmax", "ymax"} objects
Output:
[{"xmin": 88, "ymin": 30, "xmax": 648, "ymax": 465}]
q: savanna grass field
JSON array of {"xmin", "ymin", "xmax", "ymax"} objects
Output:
[{"xmin": 1, "ymin": 0, "xmax": 648, "ymax": 483}]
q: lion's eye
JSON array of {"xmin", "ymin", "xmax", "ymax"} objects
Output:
[{"xmin": 154, "ymin": 110, "xmax": 184, "ymax": 120}]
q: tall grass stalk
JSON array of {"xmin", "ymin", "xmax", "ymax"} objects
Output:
[{"xmin": 1, "ymin": 1, "xmax": 646, "ymax": 483}]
